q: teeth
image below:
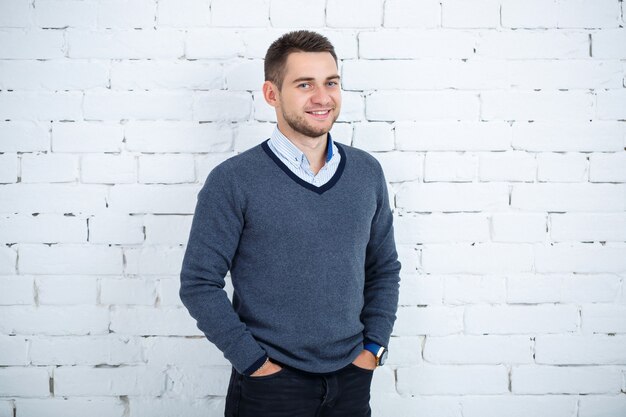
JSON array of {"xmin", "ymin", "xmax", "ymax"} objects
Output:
[{"xmin": 310, "ymin": 110, "xmax": 328, "ymax": 115}]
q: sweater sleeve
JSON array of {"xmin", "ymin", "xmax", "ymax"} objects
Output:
[
  {"xmin": 179, "ymin": 161, "xmax": 267, "ymax": 375},
  {"xmin": 360, "ymin": 165, "xmax": 401, "ymax": 349}
]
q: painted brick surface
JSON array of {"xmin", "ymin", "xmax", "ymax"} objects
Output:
[{"xmin": 0, "ymin": 1, "xmax": 624, "ymax": 417}]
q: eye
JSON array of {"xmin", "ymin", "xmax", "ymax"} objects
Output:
[
  {"xmin": 327, "ymin": 81, "xmax": 339, "ymax": 87},
  {"xmin": 297, "ymin": 83, "xmax": 310, "ymax": 89}
]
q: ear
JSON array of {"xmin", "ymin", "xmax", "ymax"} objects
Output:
[{"xmin": 262, "ymin": 80, "xmax": 280, "ymax": 108}]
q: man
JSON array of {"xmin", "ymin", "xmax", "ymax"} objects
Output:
[{"xmin": 180, "ymin": 30, "xmax": 401, "ymax": 417}]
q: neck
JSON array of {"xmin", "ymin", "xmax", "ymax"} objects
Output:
[{"xmin": 277, "ymin": 123, "xmax": 328, "ymax": 171}]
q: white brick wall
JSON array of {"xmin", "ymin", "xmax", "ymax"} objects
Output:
[{"xmin": 0, "ymin": 1, "xmax": 624, "ymax": 417}]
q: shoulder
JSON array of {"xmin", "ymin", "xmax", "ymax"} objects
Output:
[{"xmin": 207, "ymin": 142, "xmax": 266, "ymax": 179}]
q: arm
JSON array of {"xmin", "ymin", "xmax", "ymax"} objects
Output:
[
  {"xmin": 360, "ymin": 166, "xmax": 401, "ymax": 349},
  {"xmin": 179, "ymin": 161, "xmax": 267, "ymax": 376}
]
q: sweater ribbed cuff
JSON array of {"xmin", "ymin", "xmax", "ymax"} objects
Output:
[{"xmin": 243, "ymin": 354, "xmax": 268, "ymax": 376}]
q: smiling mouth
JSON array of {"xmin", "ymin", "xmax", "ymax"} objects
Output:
[{"xmin": 306, "ymin": 109, "xmax": 332, "ymax": 119}]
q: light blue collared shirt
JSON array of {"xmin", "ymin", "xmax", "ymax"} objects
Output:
[{"xmin": 267, "ymin": 126, "xmax": 341, "ymax": 187}]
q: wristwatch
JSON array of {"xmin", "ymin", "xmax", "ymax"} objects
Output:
[{"xmin": 364, "ymin": 342, "xmax": 388, "ymax": 366}]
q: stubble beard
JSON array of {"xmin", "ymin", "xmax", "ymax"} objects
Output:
[{"xmin": 281, "ymin": 107, "xmax": 339, "ymax": 139}]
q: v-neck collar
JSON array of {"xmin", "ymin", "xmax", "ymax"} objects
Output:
[{"xmin": 261, "ymin": 138, "xmax": 347, "ymax": 195}]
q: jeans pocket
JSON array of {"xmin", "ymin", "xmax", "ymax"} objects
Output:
[
  {"xmin": 243, "ymin": 366, "xmax": 289, "ymax": 381},
  {"xmin": 348, "ymin": 362, "xmax": 375, "ymax": 373}
]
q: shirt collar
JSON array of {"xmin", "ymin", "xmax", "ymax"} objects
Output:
[{"xmin": 269, "ymin": 126, "xmax": 335, "ymax": 169}]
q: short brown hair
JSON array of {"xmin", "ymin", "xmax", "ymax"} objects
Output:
[{"xmin": 264, "ymin": 30, "xmax": 338, "ymax": 90}]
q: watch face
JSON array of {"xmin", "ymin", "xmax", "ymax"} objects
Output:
[{"xmin": 379, "ymin": 349, "xmax": 388, "ymax": 366}]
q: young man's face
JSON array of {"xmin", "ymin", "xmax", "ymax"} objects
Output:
[{"xmin": 266, "ymin": 51, "xmax": 341, "ymax": 141}]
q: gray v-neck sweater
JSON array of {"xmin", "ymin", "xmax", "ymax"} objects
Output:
[{"xmin": 179, "ymin": 139, "xmax": 401, "ymax": 375}]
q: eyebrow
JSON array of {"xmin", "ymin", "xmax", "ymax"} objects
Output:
[{"xmin": 291, "ymin": 75, "xmax": 341, "ymax": 84}]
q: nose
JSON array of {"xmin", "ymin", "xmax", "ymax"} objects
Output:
[{"xmin": 311, "ymin": 86, "xmax": 332, "ymax": 106}]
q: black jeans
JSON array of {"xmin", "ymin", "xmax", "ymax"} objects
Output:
[{"xmin": 224, "ymin": 361, "xmax": 374, "ymax": 417}]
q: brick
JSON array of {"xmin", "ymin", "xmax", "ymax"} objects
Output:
[
  {"xmin": 384, "ymin": 0, "xmax": 440, "ymax": 28},
  {"xmin": 444, "ymin": 274, "xmax": 507, "ymax": 304},
  {"xmin": 20, "ymin": 153, "xmax": 78, "ymax": 183},
  {"xmin": 0, "ymin": 153, "xmax": 17, "ymax": 183},
  {"xmin": 16, "ymin": 398, "xmax": 125, "ymax": 417},
  {"xmin": 535, "ymin": 243, "xmax": 626, "ymax": 273},
  {"xmin": 508, "ymin": 59, "xmax": 622, "ymax": 90},
  {"xmin": 482, "ymin": 91, "xmax": 595, "ymax": 121},
  {"xmin": 30, "ymin": 335, "xmax": 143, "ymax": 366},
  {"xmin": 537, "ymin": 152, "xmax": 588, "ymax": 182},
  {"xmin": 0, "ymin": 0, "xmax": 31, "ymax": 28},
  {"xmin": 0, "ymin": 276, "xmax": 33, "ymax": 305},
  {"xmin": 367, "ymin": 91, "xmax": 479, "ymax": 121},
  {"xmin": 157, "ymin": 0, "xmax": 210, "ymax": 27},
  {"xmin": 143, "ymin": 215, "xmax": 191, "ymax": 245},
  {"xmin": 67, "ymin": 29, "xmax": 184, "ymax": 59},
  {"xmin": 54, "ymin": 366, "xmax": 165, "ymax": 396},
  {"xmin": 111, "ymin": 60, "xmax": 222, "ymax": 90},
  {"xmin": 579, "ymin": 395, "xmax": 626, "ymax": 417},
  {"xmin": 193, "ymin": 91, "xmax": 252, "ymax": 122},
  {"xmin": 394, "ymin": 305, "xmax": 464, "ymax": 336},
  {"xmin": 138, "ymin": 154, "xmax": 196, "ymax": 184},
  {"xmin": 424, "ymin": 335, "xmax": 533, "ymax": 364},
  {"xmin": 125, "ymin": 121, "xmax": 233, "ymax": 153},
  {"xmin": 478, "ymin": 151, "xmax": 536, "ymax": 182},
  {"xmin": 128, "ymin": 398, "xmax": 224, "ymax": 417},
  {"xmin": 589, "ymin": 152, "xmax": 626, "ymax": 182},
  {"xmin": 535, "ymin": 335, "xmax": 626, "ymax": 365},
  {"xmin": 0, "ymin": 246, "xmax": 17, "ymax": 275},
  {"xmin": 581, "ymin": 303, "xmax": 626, "ymax": 333},
  {"xmin": 442, "ymin": 0, "xmax": 500, "ymax": 28},
  {"xmin": 397, "ymin": 182, "xmax": 509, "ymax": 212},
  {"xmin": 96, "ymin": 0, "xmax": 156, "ymax": 29},
  {"xmin": 84, "ymin": 90, "xmax": 192, "ymax": 121},
  {"xmin": 476, "ymin": 30, "xmax": 589, "ymax": 59},
  {"xmin": 511, "ymin": 183, "xmax": 625, "ymax": 212},
  {"xmin": 185, "ymin": 29, "xmax": 244, "ymax": 59},
  {"xmin": 107, "ymin": 184, "xmax": 198, "ymax": 214},
  {"xmin": 211, "ymin": 0, "xmax": 269, "ymax": 27},
  {"xmin": 0, "ymin": 91, "xmax": 82, "ymax": 121},
  {"xmin": 326, "ymin": 0, "xmax": 383, "ymax": 28},
  {"xmin": 507, "ymin": 274, "xmax": 620, "ymax": 304},
  {"xmin": 224, "ymin": 59, "xmax": 263, "ymax": 91},
  {"xmin": 359, "ymin": 29, "xmax": 476, "ymax": 59},
  {"xmin": 0, "ymin": 29, "xmax": 64, "ymax": 59},
  {"xmin": 124, "ymin": 246, "xmax": 186, "ymax": 276},
  {"xmin": 0, "ymin": 335, "xmax": 29, "ymax": 365},
  {"xmin": 465, "ymin": 304, "xmax": 579, "ymax": 334},
  {"xmin": 252, "ymin": 91, "xmax": 276, "ymax": 122},
  {"xmin": 425, "ymin": 152, "xmax": 477, "ymax": 182},
  {"xmin": 398, "ymin": 273, "xmax": 442, "ymax": 306},
  {"xmin": 144, "ymin": 336, "xmax": 226, "ymax": 366},
  {"xmin": 396, "ymin": 121, "xmax": 511, "ymax": 151},
  {"xmin": 336, "ymin": 91, "xmax": 364, "ymax": 122},
  {"xmin": 0, "ymin": 367, "xmax": 50, "ymax": 397},
  {"xmin": 80, "ymin": 154, "xmax": 136, "ymax": 184},
  {"xmin": 18, "ymin": 243, "xmax": 121, "ymax": 275},
  {"xmin": 167, "ymin": 365, "xmax": 230, "ymax": 397},
  {"xmin": 512, "ymin": 365, "xmax": 621, "ymax": 394},
  {"xmin": 342, "ymin": 59, "xmax": 508, "ymax": 91},
  {"xmin": 231, "ymin": 121, "xmax": 268, "ymax": 151},
  {"xmin": 158, "ymin": 277, "xmax": 184, "ymax": 306},
  {"xmin": 52, "ymin": 122, "xmax": 123, "ymax": 153},
  {"xmin": 110, "ymin": 306, "xmax": 201, "ymax": 336},
  {"xmin": 0, "ymin": 184, "xmax": 108, "ymax": 214},
  {"xmin": 512, "ymin": 121, "xmax": 623, "ymax": 152},
  {"xmin": 35, "ymin": 1, "xmax": 96, "ymax": 29},
  {"xmin": 592, "ymin": 29, "xmax": 626, "ymax": 58},
  {"xmin": 461, "ymin": 395, "xmax": 577, "ymax": 417},
  {"xmin": 0, "ymin": 306, "xmax": 109, "ymax": 335},
  {"xmin": 352, "ymin": 122, "xmax": 394, "ymax": 151},
  {"xmin": 371, "ymin": 152, "xmax": 421, "ymax": 182},
  {"xmin": 0, "ymin": 60, "xmax": 109, "ymax": 90},
  {"xmin": 502, "ymin": 0, "xmax": 620, "ymax": 29},
  {"xmin": 398, "ymin": 365, "xmax": 508, "ymax": 395},
  {"xmin": 0, "ymin": 121, "xmax": 50, "ymax": 153},
  {"xmin": 394, "ymin": 213, "xmax": 489, "ymax": 244},
  {"xmin": 423, "ymin": 243, "xmax": 534, "ymax": 274},
  {"xmin": 550, "ymin": 213, "xmax": 626, "ymax": 242},
  {"xmin": 491, "ymin": 213, "xmax": 546, "ymax": 243},
  {"xmin": 100, "ymin": 278, "xmax": 157, "ymax": 305},
  {"xmin": 36, "ymin": 276, "xmax": 97, "ymax": 305},
  {"xmin": 89, "ymin": 212, "xmax": 144, "ymax": 245},
  {"xmin": 597, "ymin": 90, "xmax": 626, "ymax": 120},
  {"xmin": 269, "ymin": 0, "xmax": 325, "ymax": 27}
]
